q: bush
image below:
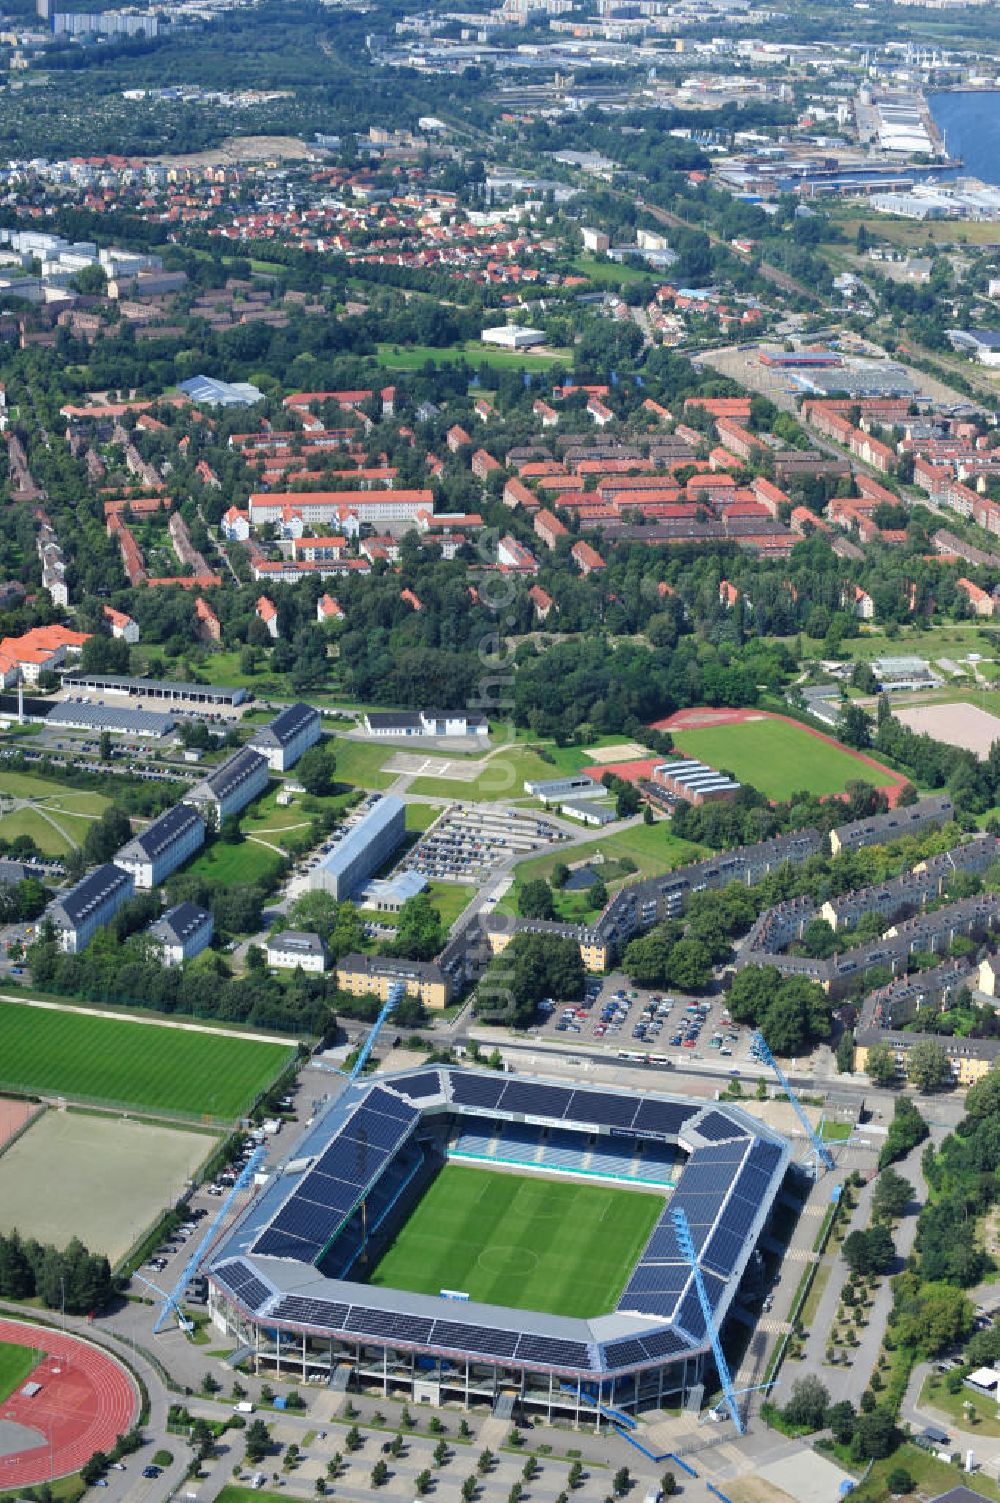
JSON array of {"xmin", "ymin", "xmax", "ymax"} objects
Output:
[{"xmin": 886, "ymin": 1467, "xmax": 913, "ymax": 1495}]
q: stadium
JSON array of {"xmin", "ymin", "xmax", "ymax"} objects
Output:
[{"xmin": 207, "ymin": 1067, "xmax": 790, "ymax": 1422}]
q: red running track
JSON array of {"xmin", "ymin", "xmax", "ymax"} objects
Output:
[{"xmin": 0, "ymin": 1319, "xmax": 138, "ymax": 1487}]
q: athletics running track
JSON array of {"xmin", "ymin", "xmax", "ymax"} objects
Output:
[
  {"xmin": 0, "ymin": 1319, "xmax": 138, "ymax": 1487},
  {"xmin": 647, "ymin": 707, "xmax": 910, "ymax": 807}
]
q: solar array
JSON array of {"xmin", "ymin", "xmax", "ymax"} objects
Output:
[
  {"xmin": 448, "ymin": 1073, "xmax": 699, "ymax": 1141},
  {"xmin": 619, "ymin": 1138, "xmax": 771, "ymax": 1324},
  {"xmin": 265, "ymin": 1297, "xmax": 596, "ymax": 1371},
  {"xmin": 253, "ymin": 1091, "xmax": 419, "ymax": 1262},
  {"xmin": 213, "ymin": 1070, "xmax": 788, "ymax": 1382}
]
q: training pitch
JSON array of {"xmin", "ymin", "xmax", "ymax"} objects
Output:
[
  {"xmin": 0, "ymin": 1109, "xmax": 218, "ymax": 1263},
  {"xmin": 670, "ymin": 714, "xmax": 899, "ymax": 802},
  {"xmin": 0, "ymin": 1001, "xmax": 295, "ymax": 1119},
  {"xmin": 367, "ymin": 1164, "xmax": 663, "ymax": 1318},
  {"xmin": 895, "ymin": 701, "xmax": 1000, "ymax": 760}
]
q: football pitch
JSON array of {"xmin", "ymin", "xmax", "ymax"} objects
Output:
[
  {"xmin": 671, "ymin": 715, "xmax": 900, "ymax": 802},
  {"xmin": 0, "ymin": 1001, "xmax": 295, "ymax": 1120},
  {"xmin": 367, "ymin": 1165, "xmax": 663, "ymax": 1318}
]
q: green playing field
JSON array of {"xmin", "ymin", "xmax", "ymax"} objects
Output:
[
  {"xmin": 0, "ymin": 1001, "xmax": 295, "ymax": 1120},
  {"xmin": 366, "ymin": 1164, "xmax": 664, "ymax": 1318},
  {"xmin": 0, "ymin": 1340, "xmax": 43, "ymax": 1403}
]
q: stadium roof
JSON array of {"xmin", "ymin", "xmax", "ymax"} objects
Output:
[{"xmin": 209, "ymin": 1067, "xmax": 789, "ymax": 1380}]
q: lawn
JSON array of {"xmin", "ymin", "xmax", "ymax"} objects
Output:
[
  {"xmin": 0, "ymin": 1000, "xmax": 295, "ymax": 1119},
  {"xmin": 329, "ymin": 735, "xmax": 394, "ymax": 791},
  {"xmin": 0, "ymin": 807, "xmax": 74, "ymax": 856},
  {"xmin": 0, "ymin": 1340, "xmax": 43, "ymax": 1404},
  {"xmin": 0, "ymin": 771, "xmax": 109, "ymax": 814},
  {"xmin": 376, "ymin": 341, "xmax": 568, "ymax": 373},
  {"xmin": 919, "ymin": 1372, "xmax": 1000, "ymax": 1437},
  {"xmin": 573, "ymin": 254, "xmax": 659, "ymax": 287},
  {"xmin": 671, "ymin": 717, "xmax": 896, "ymax": 801},
  {"xmin": 185, "ymin": 836, "xmax": 286, "ymax": 887},
  {"xmin": 360, "ymin": 880, "xmax": 474, "ymax": 930},
  {"xmin": 367, "ymin": 1163, "xmax": 663, "ymax": 1318},
  {"xmin": 507, "ymin": 823, "xmax": 704, "ymax": 891},
  {"xmin": 405, "ymin": 802, "xmax": 442, "ymax": 833},
  {"xmin": 845, "ymin": 1440, "xmax": 1000, "ymax": 1502}
]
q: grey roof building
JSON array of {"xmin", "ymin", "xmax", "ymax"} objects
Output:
[
  {"xmin": 115, "ymin": 803, "xmax": 205, "ymax": 887},
  {"xmin": 829, "ymin": 794, "xmax": 954, "ymax": 855},
  {"xmin": 250, "ymin": 702, "xmax": 322, "ymax": 772},
  {"xmin": 48, "ymin": 863, "xmax": 134, "ymax": 953},
  {"xmin": 184, "ymin": 746, "xmax": 269, "ymax": 821},
  {"xmin": 148, "ymin": 901, "xmax": 214, "ymax": 965}
]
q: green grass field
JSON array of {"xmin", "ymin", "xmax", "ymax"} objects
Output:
[
  {"xmin": 329, "ymin": 736, "xmax": 394, "ymax": 790},
  {"xmin": 376, "ymin": 341, "xmax": 569, "ymax": 373},
  {"xmin": 0, "ymin": 1001, "xmax": 295, "ymax": 1119},
  {"xmin": 367, "ymin": 1164, "xmax": 663, "ymax": 1318},
  {"xmin": 0, "ymin": 1340, "xmax": 43, "ymax": 1404},
  {"xmin": 185, "ymin": 837, "xmax": 285, "ymax": 888},
  {"xmin": 671, "ymin": 717, "xmax": 897, "ymax": 802}
]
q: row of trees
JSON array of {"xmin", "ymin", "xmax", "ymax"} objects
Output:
[{"xmin": 0, "ymin": 1229, "xmax": 113, "ymax": 1313}]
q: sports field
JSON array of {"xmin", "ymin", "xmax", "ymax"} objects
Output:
[
  {"xmin": 0, "ymin": 1110, "xmax": 216, "ymax": 1262},
  {"xmin": 367, "ymin": 1165, "xmax": 663, "ymax": 1318},
  {"xmin": 0, "ymin": 1001, "xmax": 295, "ymax": 1119},
  {"xmin": 670, "ymin": 715, "xmax": 900, "ymax": 802},
  {"xmin": 0, "ymin": 1339, "xmax": 43, "ymax": 1403}
]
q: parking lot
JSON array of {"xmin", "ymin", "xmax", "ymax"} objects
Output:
[
  {"xmin": 401, "ymin": 805, "xmax": 566, "ymax": 884},
  {"xmin": 533, "ymin": 973, "xmax": 758, "ymax": 1071}
]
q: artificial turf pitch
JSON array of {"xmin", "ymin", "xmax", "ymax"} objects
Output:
[
  {"xmin": 367, "ymin": 1165, "xmax": 664, "ymax": 1318},
  {"xmin": 0, "ymin": 1340, "xmax": 43, "ymax": 1404},
  {"xmin": 0, "ymin": 1001, "xmax": 295, "ymax": 1120}
]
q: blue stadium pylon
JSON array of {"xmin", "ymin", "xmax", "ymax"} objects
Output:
[
  {"xmin": 670, "ymin": 1205, "xmax": 744, "ymax": 1435},
  {"xmin": 347, "ymin": 980, "xmax": 405, "ymax": 1082},
  {"xmin": 750, "ymin": 1030, "xmax": 835, "ymax": 1174},
  {"xmin": 153, "ymin": 1144, "xmax": 266, "ymax": 1334}
]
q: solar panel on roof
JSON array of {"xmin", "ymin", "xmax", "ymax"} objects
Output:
[
  {"xmin": 675, "ymin": 1285, "xmax": 706, "ymax": 1340},
  {"xmin": 363, "ymin": 1085, "xmax": 419, "ymax": 1122},
  {"xmin": 296, "ymin": 1173, "xmax": 360, "ymax": 1212},
  {"xmin": 499, "ymin": 1081, "xmax": 572, "ymax": 1117},
  {"xmin": 431, "ymin": 1320, "xmax": 520, "ymax": 1359},
  {"xmin": 640, "ymin": 1327, "xmax": 690, "ymax": 1360},
  {"xmin": 564, "ymin": 1089, "xmax": 637, "ymax": 1128},
  {"xmin": 624, "ymin": 1263, "xmax": 689, "ymax": 1296},
  {"xmin": 633, "ymin": 1100, "xmax": 698, "ymax": 1137},
  {"xmin": 253, "ymin": 1227, "xmax": 317, "ymax": 1258},
  {"xmin": 213, "ymin": 1261, "xmax": 271, "ymax": 1311},
  {"xmin": 314, "ymin": 1138, "xmax": 390, "ymax": 1186},
  {"xmin": 748, "ymin": 1139, "xmax": 783, "ymax": 1176},
  {"xmin": 515, "ymin": 1334, "xmax": 591, "ymax": 1370},
  {"xmin": 643, "ymin": 1223, "xmax": 684, "ymax": 1260},
  {"xmin": 702, "ymin": 1226, "xmax": 747, "ymax": 1278},
  {"xmin": 688, "ymin": 1141, "xmax": 752, "ymax": 1167},
  {"xmin": 601, "ymin": 1337, "xmax": 649, "ymax": 1369},
  {"xmin": 450, "ymin": 1073, "xmax": 506, "ymax": 1109},
  {"xmin": 696, "ymin": 1111, "xmax": 747, "ymax": 1143},
  {"xmin": 389, "ymin": 1071, "xmax": 442, "ymax": 1100},
  {"xmin": 622, "ymin": 1291, "xmax": 682, "ymax": 1319},
  {"xmin": 343, "ymin": 1105, "xmax": 413, "ymax": 1152},
  {"xmin": 346, "ymin": 1306, "xmax": 435, "ymax": 1344},
  {"xmin": 271, "ymin": 1296, "xmax": 350, "ymax": 1329}
]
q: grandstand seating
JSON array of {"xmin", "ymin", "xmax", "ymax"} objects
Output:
[
  {"xmin": 325, "ymin": 1143, "xmax": 426, "ymax": 1278},
  {"xmin": 449, "ymin": 1119, "xmax": 675, "ymax": 1186}
]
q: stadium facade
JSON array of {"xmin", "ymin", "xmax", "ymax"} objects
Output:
[{"xmin": 208, "ymin": 1067, "xmax": 789, "ymax": 1421}]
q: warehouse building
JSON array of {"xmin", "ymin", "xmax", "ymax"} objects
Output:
[
  {"xmin": 115, "ymin": 803, "xmax": 205, "ymax": 888},
  {"xmin": 310, "ymin": 796, "xmax": 406, "ymax": 900},
  {"xmin": 250, "ymin": 702, "xmax": 322, "ymax": 773},
  {"xmin": 48, "ymin": 863, "xmax": 134, "ymax": 953},
  {"xmin": 184, "ymin": 746, "xmax": 269, "ymax": 821}
]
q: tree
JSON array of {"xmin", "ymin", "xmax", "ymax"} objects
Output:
[
  {"xmin": 839, "ymin": 703, "xmax": 871, "ymax": 750},
  {"xmin": 879, "ymin": 1095, "xmax": 929, "ymax": 1169},
  {"xmin": 392, "ymin": 893, "xmax": 444, "ymax": 961},
  {"xmin": 782, "ymin": 1375, "xmax": 830, "ymax": 1432},
  {"xmin": 886, "ymin": 1469, "xmax": 913, "ymax": 1496},
  {"xmin": 661, "ymin": 1473, "xmax": 678, "ymax": 1497},
  {"xmin": 865, "ymin": 1040, "xmax": 897, "ymax": 1086},
  {"xmin": 871, "ymin": 1168, "xmax": 913, "ymax": 1221},
  {"xmin": 892, "ymin": 1275, "xmax": 972, "ymax": 1356},
  {"xmin": 906, "ymin": 1039, "xmax": 950, "ymax": 1093},
  {"xmin": 667, "ymin": 937, "xmax": 712, "ymax": 992},
  {"xmin": 519, "ymin": 879, "xmax": 555, "ymax": 920},
  {"xmin": 478, "ymin": 1449, "xmax": 494, "ymax": 1476},
  {"xmin": 842, "ymin": 1224, "xmax": 895, "ymax": 1276},
  {"xmin": 853, "ymin": 1408, "xmax": 897, "ymax": 1460},
  {"xmin": 613, "ymin": 1465, "xmax": 631, "ymax": 1497},
  {"xmin": 344, "ymin": 1426, "xmax": 362, "ymax": 1453},
  {"xmin": 433, "ymin": 1440, "xmax": 448, "ymax": 1467},
  {"xmin": 99, "ymin": 730, "xmax": 112, "ymax": 762},
  {"xmin": 836, "ymin": 1031, "xmax": 855, "ymax": 1073},
  {"xmin": 462, "ymin": 1478, "xmax": 478, "ymax": 1502},
  {"xmin": 297, "ymin": 742, "xmax": 336, "ymax": 797},
  {"xmin": 826, "ymin": 1401, "xmax": 855, "ymax": 1445},
  {"xmin": 568, "ymin": 1460, "xmax": 584, "ymax": 1490},
  {"xmin": 415, "ymin": 1471, "xmax": 431, "ymax": 1496},
  {"xmin": 371, "ymin": 1461, "xmax": 389, "ymax": 1489},
  {"xmin": 244, "ymin": 1421, "xmax": 271, "ymax": 1464}
]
